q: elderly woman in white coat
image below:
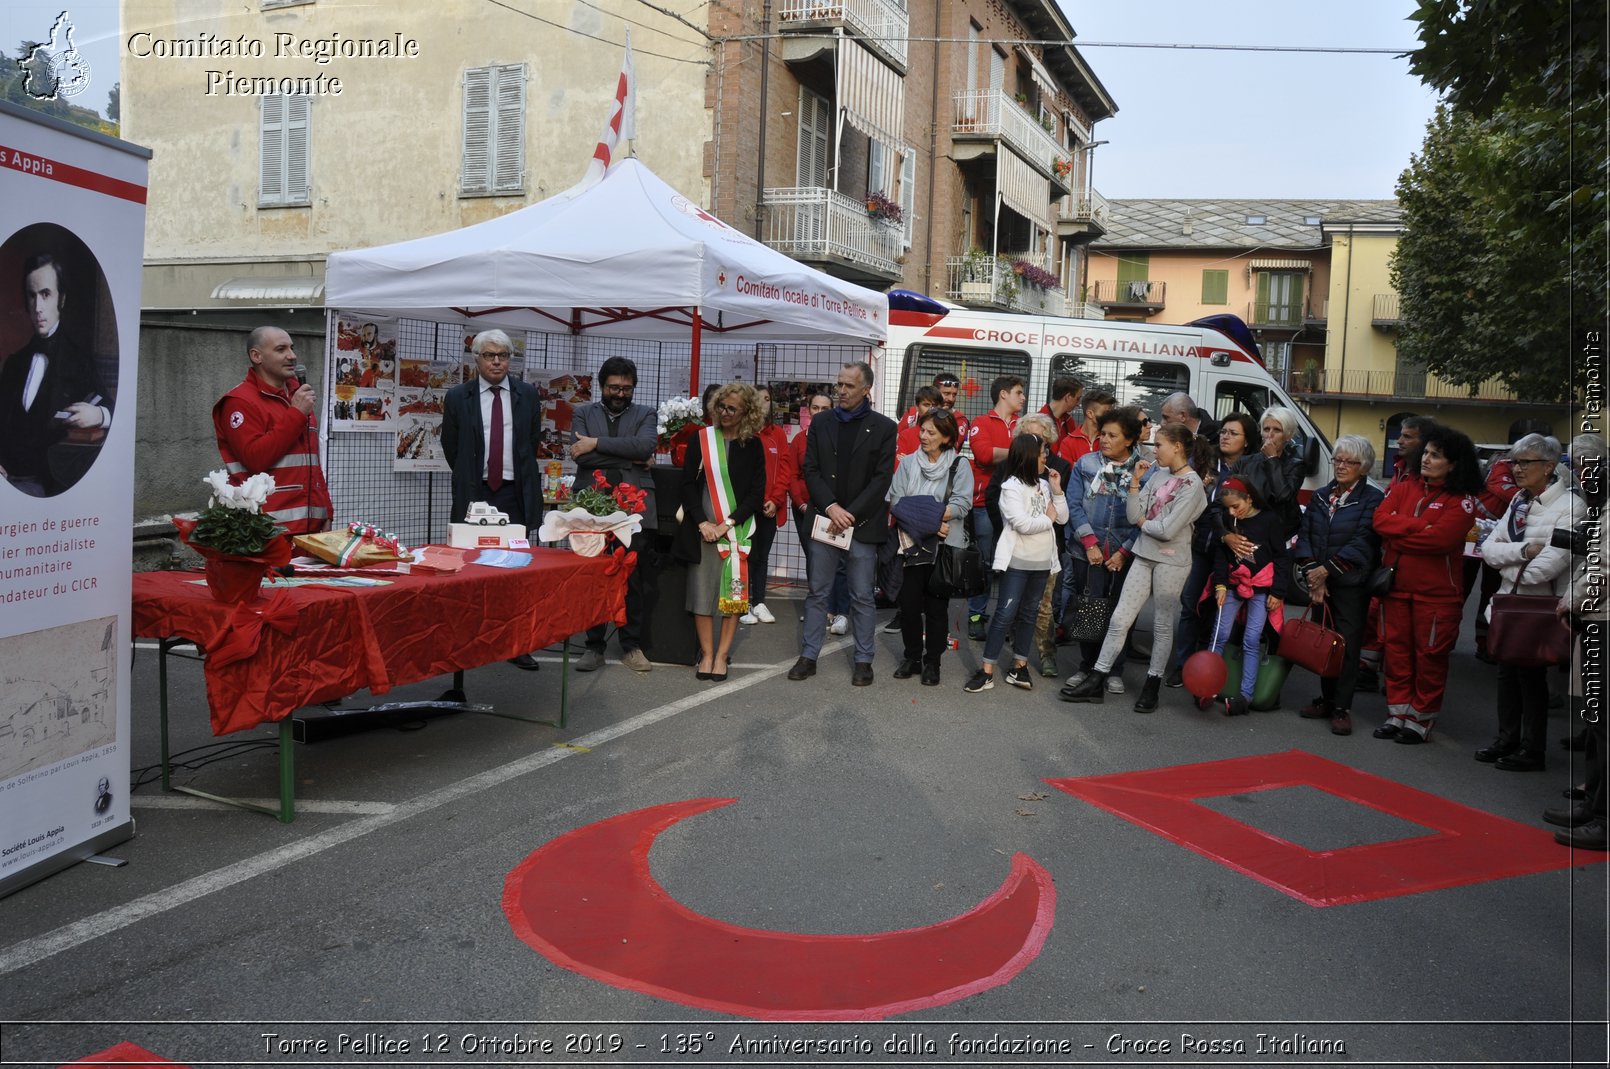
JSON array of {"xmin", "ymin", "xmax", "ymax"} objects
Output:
[{"xmin": 1475, "ymin": 433, "xmax": 1584, "ymax": 772}]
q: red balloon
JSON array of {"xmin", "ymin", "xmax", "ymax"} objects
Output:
[{"xmin": 1182, "ymin": 650, "xmax": 1228, "ymax": 699}]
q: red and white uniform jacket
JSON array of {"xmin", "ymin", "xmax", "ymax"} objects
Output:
[
  {"xmin": 757, "ymin": 422, "xmax": 791, "ymax": 527},
  {"xmin": 212, "ymin": 368, "xmax": 332, "ymax": 535},
  {"xmin": 1372, "ymin": 473, "xmax": 1475, "ymax": 599}
]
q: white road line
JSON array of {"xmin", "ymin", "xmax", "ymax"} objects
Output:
[
  {"xmin": 0, "ymin": 641, "xmax": 846, "ymax": 978},
  {"xmin": 130, "ymin": 796, "xmax": 397, "ymax": 815}
]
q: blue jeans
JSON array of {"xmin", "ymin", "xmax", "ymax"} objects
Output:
[
  {"xmin": 982, "ymin": 567, "xmax": 1049, "ymax": 667},
  {"xmin": 802, "ymin": 536, "xmax": 878, "ymax": 663},
  {"xmin": 794, "ymin": 505, "xmax": 849, "ymax": 614},
  {"xmin": 1211, "ymin": 591, "xmax": 1269, "ymax": 699},
  {"xmin": 967, "ymin": 506, "xmax": 996, "ymax": 618}
]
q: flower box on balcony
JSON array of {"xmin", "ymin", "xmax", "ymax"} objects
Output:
[{"xmin": 959, "ymin": 281, "xmax": 993, "ymax": 301}]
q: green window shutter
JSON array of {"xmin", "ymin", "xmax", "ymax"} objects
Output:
[
  {"xmin": 1201, "ymin": 269, "xmax": 1228, "ymax": 305},
  {"xmin": 1116, "ymin": 253, "xmax": 1149, "ymax": 286},
  {"xmin": 1255, "ymin": 271, "xmax": 1270, "ymax": 320}
]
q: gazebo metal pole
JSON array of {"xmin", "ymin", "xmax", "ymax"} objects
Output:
[{"xmin": 689, "ymin": 308, "xmax": 702, "ymax": 395}]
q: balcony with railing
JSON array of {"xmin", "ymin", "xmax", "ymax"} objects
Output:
[
  {"xmin": 1372, "ymin": 293, "xmax": 1400, "ymax": 328},
  {"xmin": 1287, "ymin": 367, "xmax": 1560, "ymax": 406},
  {"xmin": 1092, "ymin": 278, "xmax": 1166, "ymax": 312},
  {"xmin": 1305, "ymin": 297, "xmax": 1328, "ymax": 324},
  {"xmin": 761, "ymin": 187, "xmax": 904, "ymax": 283},
  {"xmin": 778, "ymin": 0, "xmax": 908, "ymax": 70},
  {"xmin": 946, "ymin": 252, "xmax": 1067, "ymax": 315},
  {"xmin": 1057, "ymin": 187, "xmax": 1108, "ymax": 242},
  {"xmin": 951, "ymin": 89, "xmax": 1072, "ymax": 191},
  {"xmin": 1247, "ymin": 298, "xmax": 1305, "ymax": 329}
]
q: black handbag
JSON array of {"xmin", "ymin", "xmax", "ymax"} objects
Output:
[
  {"xmin": 929, "ymin": 541, "xmax": 987, "ymax": 599},
  {"xmin": 1366, "ymin": 565, "xmax": 1394, "ymax": 597},
  {"xmin": 926, "ymin": 457, "xmax": 987, "ymax": 599},
  {"xmin": 1065, "ymin": 565, "xmax": 1120, "ymax": 643}
]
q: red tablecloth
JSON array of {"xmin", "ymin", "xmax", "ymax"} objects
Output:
[{"xmin": 132, "ymin": 549, "xmax": 628, "ymax": 735}]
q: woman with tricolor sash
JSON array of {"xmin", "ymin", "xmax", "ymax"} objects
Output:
[{"xmin": 673, "ymin": 382, "xmax": 768, "ymax": 681}]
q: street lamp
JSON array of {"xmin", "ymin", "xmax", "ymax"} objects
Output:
[{"xmin": 1084, "ymin": 139, "xmax": 1109, "ymax": 196}]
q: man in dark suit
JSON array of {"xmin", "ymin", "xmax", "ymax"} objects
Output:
[
  {"xmin": 442, "ymin": 329, "xmax": 545, "ymax": 528},
  {"xmin": 787, "ymin": 360, "xmax": 897, "ymax": 687},
  {"xmin": 442, "ymin": 329, "xmax": 545, "ymax": 669},
  {"xmin": 0, "ymin": 253, "xmax": 112, "ymax": 497}
]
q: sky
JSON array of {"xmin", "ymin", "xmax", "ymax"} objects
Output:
[
  {"xmin": 1058, "ymin": 0, "xmax": 1443, "ymax": 199},
  {"xmin": 4, "ymin": 1, "xmax": 1442, "ymax": 200}
]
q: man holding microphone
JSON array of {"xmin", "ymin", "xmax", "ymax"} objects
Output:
[{"xmin": 212, "ymin": 325, "xmax": 331, "ymax": 535}]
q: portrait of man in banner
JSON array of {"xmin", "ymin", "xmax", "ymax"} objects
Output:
[{"xmin": 0, "ymin": 224, "xmax": 120, "ymax": 498}]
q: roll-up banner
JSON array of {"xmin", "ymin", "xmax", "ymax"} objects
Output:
[{"xmin": 0, "ymin": 101, "xmax": 149, "ymax": 898}]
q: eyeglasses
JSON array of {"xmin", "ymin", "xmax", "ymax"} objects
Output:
[
  {"xmin": 1511, "ymin": 458, "xmax": 1547, "ymax": 468},
  {"xmin": 478, "ymin": 351, "xmax": 511, "ymax": 362},
  {"xmin": 717, "ymin": 403, "xmax": 742, "ymax": 415},
  {"xmin": 603, "ymin": 383, "xmax": 635, "ymax": 395},
  {"xmin": 1333, "ymin": 458, "xmax": 1363, "ymax": 467}
]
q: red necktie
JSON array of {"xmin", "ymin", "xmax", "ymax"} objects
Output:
[{"xmin": 486, "ymin": 385, "xmax": 504, "ymax": 492}]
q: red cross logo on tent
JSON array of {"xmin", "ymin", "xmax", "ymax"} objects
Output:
[{"xmin": 716, "ymin": 271, "xmax": 727, "ymax": 286}]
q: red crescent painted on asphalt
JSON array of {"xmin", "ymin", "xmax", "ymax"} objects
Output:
[{"xmin": 502, "ymin": 798, "xmax": 1056, "ymax": 1020}]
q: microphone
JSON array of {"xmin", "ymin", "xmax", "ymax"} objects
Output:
[{"xmin": 294, "ymin": 363, "xmax": 307, "ymax": 387}]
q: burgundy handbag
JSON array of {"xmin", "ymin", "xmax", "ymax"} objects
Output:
[
  {"xmin": 1487, "ymin": 559, "xmax": 1573, "ymax": 668},
  {"xmin": 1279, "ymin": 603, "xmax": 1347, "ymax": 679}
]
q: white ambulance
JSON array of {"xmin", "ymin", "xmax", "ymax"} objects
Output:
[{"xmin": 881, "ymin": 291, "xmax": 1333, "ymax": 494}]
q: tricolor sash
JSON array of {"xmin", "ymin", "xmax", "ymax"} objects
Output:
[{"xmin": 700, "ymin": 425, "xmax": 754, "ymax": 615}]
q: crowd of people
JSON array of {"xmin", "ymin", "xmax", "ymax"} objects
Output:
[{"xmin": 211, "ymin": 333, "xmax": 1605, "ymax": 851}]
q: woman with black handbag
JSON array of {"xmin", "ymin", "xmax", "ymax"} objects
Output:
[
  {"xmin": 1060, "ymin": 422, "xmax": 1209, "ymax": 710},
  {"xmin": 1293, "ymin": 435, "xmax": 1385, "ymax": 737},
  {"xmin": 886, "ymin": 409, "xmax": 973, "ymax": 686},
  {"xmin": 1063, "ymin": 407, "xmax": 1145, "ymax": 693},
  {"xmin": 1474, "ymin": 433, "xmax": 1583, "ymax": 771}
]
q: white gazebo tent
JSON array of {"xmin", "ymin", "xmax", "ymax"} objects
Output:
[{"xmin": 325, "ymin": 158, "xmax": 888, "ymax": 391}]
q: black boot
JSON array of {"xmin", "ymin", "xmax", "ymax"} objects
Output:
[
  {"xmin": 1133, "ymin": 675, "xmax": 1162, "ymax": 713},
  {"xmin": 1059, "ymin": 670, "xmax": 1107, "ymax": 703}
]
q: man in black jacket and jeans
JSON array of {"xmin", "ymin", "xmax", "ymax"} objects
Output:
[{"xmin": 789, "ymin": 361, "xmax": 898, "ymax": 686}]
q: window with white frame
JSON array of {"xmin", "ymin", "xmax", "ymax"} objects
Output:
[
  {"xmin": 898, "ymin": 148, "xmax": 916, "ymax": 248},
  {"xmin": 796, "ymin": 86, "xmax": 831, "ymax": 188},
  {"xmin": 461, "ymin": 63, "xmax": 526, "ymax": 197},
  {"xmin": 259, "ymin": 94, "xmax": 310, "ymax": 207},
  {"xmin": 868, "ymin": 139, "xmax": 890, "ymax": 197}
]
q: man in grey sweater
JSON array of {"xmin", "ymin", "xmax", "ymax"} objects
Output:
[{"xmin": 569, "ymin": 356, "xmax": 658, "ymax": 671}]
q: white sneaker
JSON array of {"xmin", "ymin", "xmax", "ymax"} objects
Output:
[
  {"xmin": 1106, "ymin": 674, "xmax": 1126, "ymax": 694},
  {"xmin": 828, "ymin": 614, "xmax": 850, "ymax": 635},
  {"xmin": 752, "ymin": 602, "xmax": 775, "ymax": 624},
  {"xmin": 739, "ymin": 612, "xmax": 760, "ymax": 625}
]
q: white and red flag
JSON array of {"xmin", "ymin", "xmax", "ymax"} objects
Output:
[{"xmin": 569, "ymin": 31, "xmax": 636, "ymax": 194}]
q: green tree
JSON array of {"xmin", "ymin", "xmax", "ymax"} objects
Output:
[
  {"xmin": 106, "ymin": 82, "xmax": 119, "ymax": 123},
  {"xmin": 1394, "ymin": 1, "xmax": 1606, "ymax": 399}
]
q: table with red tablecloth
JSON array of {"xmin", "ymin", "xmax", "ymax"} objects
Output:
[{"xmin": 131, "ymin": 548, "xmax": 628, "ymax": 819}]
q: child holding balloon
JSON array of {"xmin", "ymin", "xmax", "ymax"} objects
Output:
[{"xmin": 1208, "ymin": 477, "xmax": 1287, "ymax": 716}]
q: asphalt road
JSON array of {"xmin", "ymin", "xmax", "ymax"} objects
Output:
[{"xmin": 0, "ymin": 593, "xmax": 1605, "ymax": 1068}]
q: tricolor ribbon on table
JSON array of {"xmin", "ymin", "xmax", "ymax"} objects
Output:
[
  {"xmin": 699, "ymin": 424, "xmax": 753, "ymax": 615},
  {"xmin": 336, "ymin": 522, "xmax": 411, "ymax": 565}
]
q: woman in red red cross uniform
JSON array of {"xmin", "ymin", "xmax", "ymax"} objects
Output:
[{"xmin": 1370, "ymin": 425, "xmax": 1484, "ymax": 744}]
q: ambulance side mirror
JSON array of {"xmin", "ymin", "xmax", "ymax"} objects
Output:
[{"xmin": 1303, "ymin": 436, "xmax": 1321, "ymax": 475}]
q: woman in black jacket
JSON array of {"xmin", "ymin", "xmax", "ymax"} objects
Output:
[
  {"xmin": 675, "ymin": 382, "xmax": 767, "ymax": 681},
  {"xmin": 1292, "ymin": 434, "xmax": 1384, "ymax": 736},
  {"xmin": 1234, "ymin": 405, "xmax": 1307, "ymax": 541}
]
